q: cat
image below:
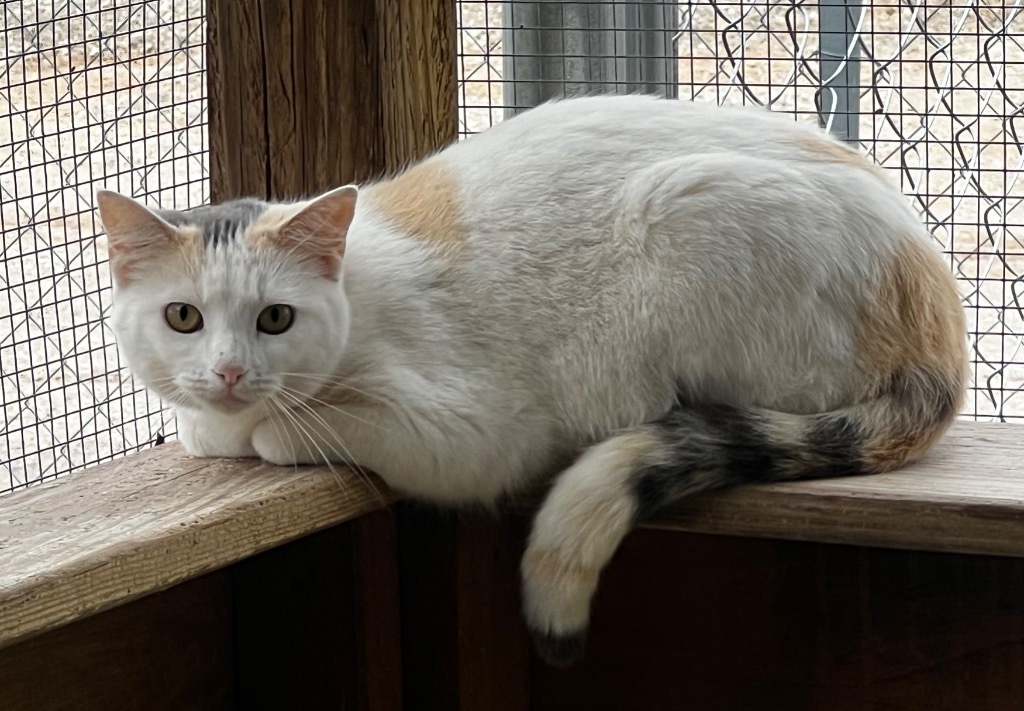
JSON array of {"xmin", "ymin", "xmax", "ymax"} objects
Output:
[{"xmin": 97, "ymin": 94, "xmax": 968, "ymax": 667}]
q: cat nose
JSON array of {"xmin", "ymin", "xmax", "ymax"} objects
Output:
[{"xmin": 213, "ymin": 364, "xmax": 247, "ymax": 387}]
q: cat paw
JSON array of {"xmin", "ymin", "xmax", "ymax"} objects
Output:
[
  {"xmin": 251, "ymin": 419, "xmax": 310, "ymax": 466},
  {"xmin": 521, "ymin": 548, "xmax": 597, "ymax": 668}
]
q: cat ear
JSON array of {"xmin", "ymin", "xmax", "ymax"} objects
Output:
[
  {"xmin": 277, "ymin": 185, "xmax": 358, "ymax": 280},
  {"xmin": 95, "ymin": 190, "xmax": 178, "ymax": 285}
]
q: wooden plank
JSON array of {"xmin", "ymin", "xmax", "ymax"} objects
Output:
[
  {"xmin": 232, "ymin": 525, "xmax": 360, "ymax": 709},
  {"xmin": 259, "ymin": 0, "xmax": 383, "ymax": 193},
  {"xmin": 500, "ymin": 421, "xmax": 1024, "ymax": 558},
  {"xmin": 638, "ymin": 421, "xmax": 1024, "ymax": 557},
  {"xmin": 529, "ymin": 529, "xmax": 1024, "ymax": 710},
  {"xmin": 352, "ymin": 510, "xmax": 405, "ymax": 711},
  {"xmin": 207, "ymin": 0, "xmax": 269, "ymax": 201},
  {"xmin": 0, "ymin": 443, "xmax": 394, "ymax": 650},
  {"xmin": 208, "ymin": 0, "xmax": 382, "ymax": 202},
  {"xmin": 454, "ymin": 514, "xmax": 532, "ymax": 711},
  {"xmin": 0, "ymin": 571, "xmax": 234, "ymax": 711},
  {"xmin": 209, "ymin": 0, "xmax": 456, "ymax": 202},
  {"xmin": 376, "ymin": 0, "xmax": 459, "ymax": 174}
]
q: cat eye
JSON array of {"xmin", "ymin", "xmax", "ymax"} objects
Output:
[
  {"xmin": 164, "ymin": 303, "xmax": 203, "ymax": 333},
  {"xmin": 257, "ymin": 304, "xmax": 294, "ymax": 334}
]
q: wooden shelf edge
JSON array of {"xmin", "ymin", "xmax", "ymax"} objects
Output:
[
  {"xmin": 2, "ymin": 421, "xmax": 1021, "ymax": 650},
  {"xmin": 0, "ymin": 443, "xmax": 396, "ymax": 650},
  {"xmin": 639, "ymin": 421, "xmax": 1024, "ymax": 557}
]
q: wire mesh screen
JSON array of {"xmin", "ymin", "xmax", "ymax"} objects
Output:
[
  {"xmin": 1, "ymin": 1, "xmax": 207, "ymax": 494},
  {"xmin": 458, "ymin": 0, "xmax": 1024, "ymax": 421}
]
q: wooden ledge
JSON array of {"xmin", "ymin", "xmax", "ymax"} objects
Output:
[
  {"xmin": 2, "ymin": 421, "xmax": 1021, "ymax": 652},
  {"xmin": 637, "ymin": 421, "xmax": 1024, "ymax": 557},
  {"xmin": 0, "ymin": 444, "xmax": 395, "ymax": 650}
]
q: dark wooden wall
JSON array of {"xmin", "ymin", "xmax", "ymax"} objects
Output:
[
  {"xmin": 0, "ymin": 513, "xmax": 402, "ymax": 711},
  {"xmin": 398, "ymin": 513, "xmax": 1024, "ymax": 711}
]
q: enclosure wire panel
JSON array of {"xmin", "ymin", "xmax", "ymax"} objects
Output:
[
  {"xmin": 1, "ymin": 1, "xmax": 208, "ymax": 494},
  {"xmin": 1, "ymin": 1, "xmax": 1021, "ymax": 495},
  {"xmin": 458, "ymin": 0, "xmax": 1024, "ymax": 422}
]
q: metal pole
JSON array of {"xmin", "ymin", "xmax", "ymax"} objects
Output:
[
  {"xmin": 503, "ymin": 0, "xmax": 678, "ymax": 119},
  {"xmin": 818, "ymin": 0, "xmax": 864, "ymax": 144}
]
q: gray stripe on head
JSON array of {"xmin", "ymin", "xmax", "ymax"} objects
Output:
[{"xmin": 157, "ymin": 198, "xmax": 270, "ymax": 246}]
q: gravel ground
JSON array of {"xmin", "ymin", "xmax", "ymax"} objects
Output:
[{"xmin": 2, "ymin": 1, "xmax": 1022, "ymax": 491}]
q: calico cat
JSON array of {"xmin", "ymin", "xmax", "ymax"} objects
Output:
[{"xmin": 98, "ymin": 95, "xmax": 968, "ymax": 667}]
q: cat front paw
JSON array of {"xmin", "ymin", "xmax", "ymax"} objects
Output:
[
  {"xmin": 177, "ymin": 415, "xmax": 258, "ymax": 458},
  {"xmin": 251, "ymin": 419, "xmax": 314, "ymax": 466}
]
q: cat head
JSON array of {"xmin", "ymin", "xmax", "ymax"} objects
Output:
[{"xmin": 96, "ymin": 187, "xmax": 358, "ymax": 415}]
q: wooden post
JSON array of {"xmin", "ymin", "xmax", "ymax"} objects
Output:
[
  {"xmin": 208, "ymin": 0, "xmax": 456, "ymax": 202},
  {"xmin": 206, "ymin": 2, "xmax": 456, "ymax": 707}
]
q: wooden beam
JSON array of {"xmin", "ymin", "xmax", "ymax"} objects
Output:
[
  {"xmin": 634, "ymin": 421, "xmax": 1024, "ymax": 557},
  {"xmin": 0, "ymin": 572, "xmax": 235, "ymax": 711},
  {"xmin": 377, "ymin": 0, "xmax": 459, "ymax": 174},
  {"xmin": 208, "ymin": 0, "xmax": 456, "ymax": 202},
  {"xmin": 0, "ymin": 443, "xmax": 395, "ymax": 650},
  {"xmin": 529, "ymin": 529, "xmax": 1024, "ymax": 710},
  {"xmin": 232, "ymin": 515, "xmax": 402, "ymax": 710}
]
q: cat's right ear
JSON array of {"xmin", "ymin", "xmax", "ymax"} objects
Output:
[
  {"xmin": 95, "ymin": 190, "xmax": 178, "ymax": 285},
  {"xmin": 277, "ymin": 185, "xmax": 358, "ymax": 280}
]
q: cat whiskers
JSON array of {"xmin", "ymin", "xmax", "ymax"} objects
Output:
[
  {"xmin": 269, "ymin": 391, "xmax": 385, "ymax": 503},
  {"xmin": 277, "ymin": 385, "xmax": 383, "ymax": 430},
  {"xmin": 273, "ymin": 389, "xmax": 383, "ymax": 500},
  {"xmin": 266, "ymin": 393, "xmax": 349, "ymax": 489},
  {"xmin": 261, "ymin": 397, "xmax": 300, "ymax": 468},
  {"xmin": 275, "ymin": 373, "xmax": 393, "ymax": 408}
]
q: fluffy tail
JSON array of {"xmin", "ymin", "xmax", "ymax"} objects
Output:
[
  {"xmin": 523, "ymin": 366, "xmax": 965, "ymax": 668},
  {"xmin": 632, "ymin": 366, "xmax": 963, "ymax": 518}
]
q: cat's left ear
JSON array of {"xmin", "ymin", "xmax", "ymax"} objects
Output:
[{"xmin": 278, "ymin": 185, "xmax": 358, "ymax": 280}]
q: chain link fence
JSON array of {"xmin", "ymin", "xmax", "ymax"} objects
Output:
[
  {"xmin": 459, "ymin": 0, "xmax": 1024, "ymax": 421},
  {"xmin": 2, "ymin": 1, "xmax": 1021, "ymax": 494},
  {"xmin": 1, "ymin": 0, "xmax": 207, "ymax": 493}
]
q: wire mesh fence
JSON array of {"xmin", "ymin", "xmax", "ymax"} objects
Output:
[
  {"xmin": 1, "ymin": 1, "xmax": 207, "ymax": 494},
  {"xmin": 2, "ymin": 1, "xmax": 1021, "ymax": 495},
  {"xmin": 459, "ymin": 0, "xmax": 1024, "ymax": 422}
]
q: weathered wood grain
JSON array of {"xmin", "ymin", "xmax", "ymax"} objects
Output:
[
  {"xmin": 377, "ymin": 0, "xmax": 459, "ymax": 175},
  {"xmin": 209, "ymin": 0, "xmax": 456, "ymax": 204},
  {"xmin": 643, "ymin": 421, "xmax": 1024, "ymax": 556},
  {"xmin": 0, "ymin": 443, "xmax": 394, "ymax": 650},
  {"xmin": 2, "ymin": 421, "xmax": 1020, "ymax": 654},
  {"xmin": 208, "ymin": 0, "xmax": 382, "ymax": 202},
  {"xmin": 502, "ymin": 421, "xmax": 1024, "ymax": 557}
]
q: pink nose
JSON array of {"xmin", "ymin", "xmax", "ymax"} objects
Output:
[{"xmin": 213, "ymin": 364, "xmax": 246, "ymax": 387}]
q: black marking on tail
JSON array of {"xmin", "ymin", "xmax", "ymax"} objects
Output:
[
  {"xmin": 531, "ymin": 629, "xmax": 587, "ymax": 668},
  {"xmin": 805, "ymin": 414, "xmax": 864, "ymax": 479},
  {"xmin": 634, "ymin": 396, "xmax": 865, "ymax": 521}
]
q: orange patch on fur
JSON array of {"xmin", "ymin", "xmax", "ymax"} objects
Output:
[
  {"xmin": 363, "ymin": 160, "xmax": 468, "ymax": 254},
  {"xmin": 175, "ymin": 225, "xmax": 206, "ymax": 275},
  {"xmin": 795, "ymin": 135, "xmax": 889, "ymax": 180},
  {"xmin": 855, "ymin": 238, "xmax": 968, "ymax": 469},
  {"xmin": 245, "ymin": 205, "xmax": 301, "ymax": 251}
]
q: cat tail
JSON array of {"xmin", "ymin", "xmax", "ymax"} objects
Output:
[{"xmin": 522, "ymin": 365, "xmax": 966, "ymax": 668}]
